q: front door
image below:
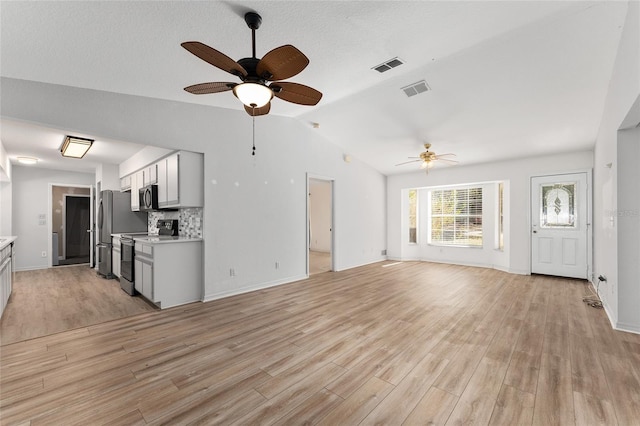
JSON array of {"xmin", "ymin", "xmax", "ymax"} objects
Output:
[{"xmin": 531, "ymin": 172, "xmax": 589, "ymax": 279}]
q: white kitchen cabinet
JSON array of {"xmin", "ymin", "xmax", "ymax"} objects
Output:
[
  {"xmin": 134, "ymin": 242, "xmax": 154, "ymax": 301},
  {"xmin": 134, "ymin": 258, "xmax": 142, "ymax": 294},
  {"xmin": 134, "ymin": 239, "xmax": 202, "ymax": 308},
  {"xmin": 0, "ymin": 242, "xmax": 14, "ymax": 319},
  {"xmin": 120, "ymin": 175, "xmax": 131, "ymax": 192},
  {"xmin": 166, "ymin": 154, "xmax": 179, "ymax": 206},
  {"xmin": 134, "ymin": 256, "xmax": 153, "ymax": 301},
  {"xmin": 157, "ymin": 151, "xmax": 203, "ymax": 209},
  {"xmin": 143, "ymin": 164, "xmax": 157, "ymax": 186},
  {"xmin": 130, "ymin": 170, "xmax": 143, "ymax": 211},
  {"xmin": 111, "ymin": 236, "xmax": 121, "ymax": 278}
]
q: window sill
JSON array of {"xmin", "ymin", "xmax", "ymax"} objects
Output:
[{"xmin": 427, "ymin": 243, "xmax": 483, "ymax": 249}]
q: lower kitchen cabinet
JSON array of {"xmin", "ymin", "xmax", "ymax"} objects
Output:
[
  {"xmin": 134, "ymin": 239, "xmax": 202, "ymax": 308},
  {"xmin": 0, "ymin": 241, "xmax": 14, "ymax": 319},
  {"xmin": 134, "ymin": 255, "xmax": 153, "ymax": 301}
]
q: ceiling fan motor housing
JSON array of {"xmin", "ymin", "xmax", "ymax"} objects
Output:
[{"xmin": 244, "ymin": 12, "xmax": 262, "ymax": 30}]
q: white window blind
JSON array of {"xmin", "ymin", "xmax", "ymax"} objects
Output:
[
  {"xmin": 408, "ymin": 189, "xmax": 417, "ymax": 243},
  {"xmin": 430, "ymin": 187, "xmax": 483, "ymax": 247}
]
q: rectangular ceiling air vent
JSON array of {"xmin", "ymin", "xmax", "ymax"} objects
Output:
[
  {"xmin": 372, "ymin": 57, "xmax": 404, "ymax": 73},
  {"xmin": 401, "ymin": 80, "xmax": 431, "ymax": 97}
]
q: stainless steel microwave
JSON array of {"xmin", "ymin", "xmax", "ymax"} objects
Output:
[{"xmin": 139, "ymin": 185, "xmax": 159, "ymax": 211}]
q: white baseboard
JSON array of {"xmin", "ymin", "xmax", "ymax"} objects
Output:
[
  {"xmin": 14, "ymin": 265, "xmax": 49, "ymax": 272},
  {"xmin": 386, "ymin": 256, "xmax": 527, "ymax": 276},
  {"xmin": 334, "ymin": 257, "xmax": 387, "ymax": 272},
  {"xmin": 614, "ymin": 321, "xmax": 640, "ymax": 335},
  {"xmin": 203, "ymin": 274, "xmax": 308, "ymax": 303}
]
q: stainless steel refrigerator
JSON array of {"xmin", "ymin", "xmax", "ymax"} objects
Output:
[{"xmin": 97, "ymin": 190, "xmax": 147, "ymax": 278}]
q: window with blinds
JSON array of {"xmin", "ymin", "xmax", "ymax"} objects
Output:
[
  {"xmin": 430, "ymin": 187, "xmax": 483, "ymax": 247},
  {"xmin": 408, "ymin": 189, "xmax": 418, "ymax": 243}
]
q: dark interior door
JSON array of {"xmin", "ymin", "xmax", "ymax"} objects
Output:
[{"xmin": 66, "ymin": 196, "xmax": 90, "ymax": 258}]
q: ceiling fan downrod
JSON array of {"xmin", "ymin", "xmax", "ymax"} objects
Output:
[{"xmin": 244, "ymin": 12, "xmax": 262, "ymax": 59}]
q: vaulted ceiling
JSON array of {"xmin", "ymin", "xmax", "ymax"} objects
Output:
[{"xmin": 0, "ymin": 1, "xmax": 630, "ymax": 175}]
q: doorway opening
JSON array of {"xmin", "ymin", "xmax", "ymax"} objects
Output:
[
  {"xmin": 51, "ymin": 185, "xmax": 91, "ymax": 267},
  {"xmin": 307, "ymin": 176, "xmax": 334, "ymax": 275}
]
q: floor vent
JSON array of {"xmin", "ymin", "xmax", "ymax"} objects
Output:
[
  {"xmin": 401, "ymin": 80, "xmax": 430, "ymax": 97},
  {"xmin": 372, "ymin": 57, "xmax": 404, "ymax": 73}
]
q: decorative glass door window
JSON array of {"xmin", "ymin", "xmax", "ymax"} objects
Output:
[{"xmin": 540, "ymin": 182, "xmax": 576, "ymax": 228}]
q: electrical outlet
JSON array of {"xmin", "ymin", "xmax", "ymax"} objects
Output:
[
  {"xmin": 275, "ymin": 261, "xmax": 280, "ymax": 269},
  {"xmin": 230, "ymin": 268, "xmax": 235, "ymax": 277},
  {"xmin": 41, "ymin": 251, "xmax": 47, "ymax": 258}
]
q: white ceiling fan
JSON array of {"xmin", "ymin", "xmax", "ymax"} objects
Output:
[{"xmin": 395, "ymin": 143, "xmax": 458, "ymax": 173}]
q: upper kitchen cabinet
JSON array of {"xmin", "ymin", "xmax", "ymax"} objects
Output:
[
  {"xmin": 130, "ymin": 170, "xmax": 143, "ymax": 211},
  {"xmin": 120, "ymin": 175, "xmax": 131, "ymax": 192},
  {"xmin": 157, "ymin": 151, "xmax": 203, "ymax": 208},
  {"xmin": 142, "ymin": 164, "xmax": 157, "ymax": 186}
]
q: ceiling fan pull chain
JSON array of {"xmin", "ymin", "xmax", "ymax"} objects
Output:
[{"xmin": 252, "ymin": 113, "xmax": 256, "ymax": 156}]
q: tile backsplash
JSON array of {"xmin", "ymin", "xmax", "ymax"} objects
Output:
[{"xmin": 148, "ymin": 208, "xmax": 203, "ymax": 238}]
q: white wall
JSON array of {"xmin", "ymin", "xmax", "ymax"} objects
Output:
[
  {"xmin": 0, "ymin": 140, "xmax": 12, "ymax": 236},
  {"xmin": 309, "ymin": 179, "xmax": 332, "ymax": 253},
  {"xmin": 11, "ymin": 166, "xmax": 95, "ymax": 270},
  {"xmin": 0, "ymin": 180, "xmax": 11, "ymax": 237},
  {"xmin": 0, "ymin": 140, "xmax": 11, "ymax": 182},
  {"xmin": 96, "ymin": 163, "xmax": 121, "ymax": 191},
  {"xmin": 1, "ymin": 78, "xmax": 387, "ymax": 299},
  {"xmin": 592, "ymin": 0, "xmax": 640, "ymax": 332},
  {"xmin": 617, "ymin": 125, "xmax": 640, "ymax": 331},
  {"xmin": 120, "ymin": 146, "xmax": 174, "ymax": 177},
  {"xmin": 387, "ymin": 151, "xmax": 593, "ymax": 274}
]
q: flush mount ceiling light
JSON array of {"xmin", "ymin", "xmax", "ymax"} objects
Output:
[
  {"xmin": 61, "ymin": 136, "xmax": 94, "ymax": 158},
  {"xmin": 17, "ymin": 156, "xmax": 38, "ymax": 165}
]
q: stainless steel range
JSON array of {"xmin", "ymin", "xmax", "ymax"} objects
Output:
[{"xmin": 119, "ymin": 220, "xmax": 178, "ymax": 295}]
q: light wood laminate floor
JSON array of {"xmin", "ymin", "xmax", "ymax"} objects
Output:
[
  {"xmin": 0, "ymin": 265, "xmax": 156, "ymax": 345},
  {"xmin": 309, "ymin": 250, "xmax": 331, "ymax": 275},
  {"xmin": 2, "ymin": 261, "xmax": 639, "ymax": 425}
]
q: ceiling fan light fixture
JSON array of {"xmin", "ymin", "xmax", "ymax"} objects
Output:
[
  {"xmin": 233, "ymin": 82, "xmax": 273, "ymax": 108},
  {"xmin": 61, "ymin": 136, "xmax": 94, "ymax": 159}
]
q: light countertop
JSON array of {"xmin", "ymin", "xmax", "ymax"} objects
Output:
[
  {"xmin": 133, "ymin": 236, "xmax": 203, "ymax": 245},
  {"xmin": 0, "ymin": 236, "xmax": 17, "ymax": 251}
]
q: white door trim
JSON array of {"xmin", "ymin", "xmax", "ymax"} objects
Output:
[{"xmin": 529, "ymin": 169, "xmax": 592, "ymax": 280}]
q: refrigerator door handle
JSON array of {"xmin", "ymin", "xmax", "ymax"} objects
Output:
[{"xmin": 98, "ymin": 199, "xmax": 104, "ymax": 232}]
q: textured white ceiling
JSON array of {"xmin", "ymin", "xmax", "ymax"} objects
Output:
[{"xmin": 0, "ymin": 1, "xmax": 630, "ymax": 175}]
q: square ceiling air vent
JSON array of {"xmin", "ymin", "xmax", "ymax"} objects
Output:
[
  {"xmin": 372, "ymin": 57, "xmax": 404, "ymax": 73},
  {"xmin": 401, "ymin": 80, "xmax": 431, "ymax": 97}
]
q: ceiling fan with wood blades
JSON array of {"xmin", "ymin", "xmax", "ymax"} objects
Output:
[
  {"xmin": 181, "ymin": 11, "xmax": 322, "ymax": 116},
  {"xmin": 395, "ymin": 143, "xmax": 458, "ymax": 173}
]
